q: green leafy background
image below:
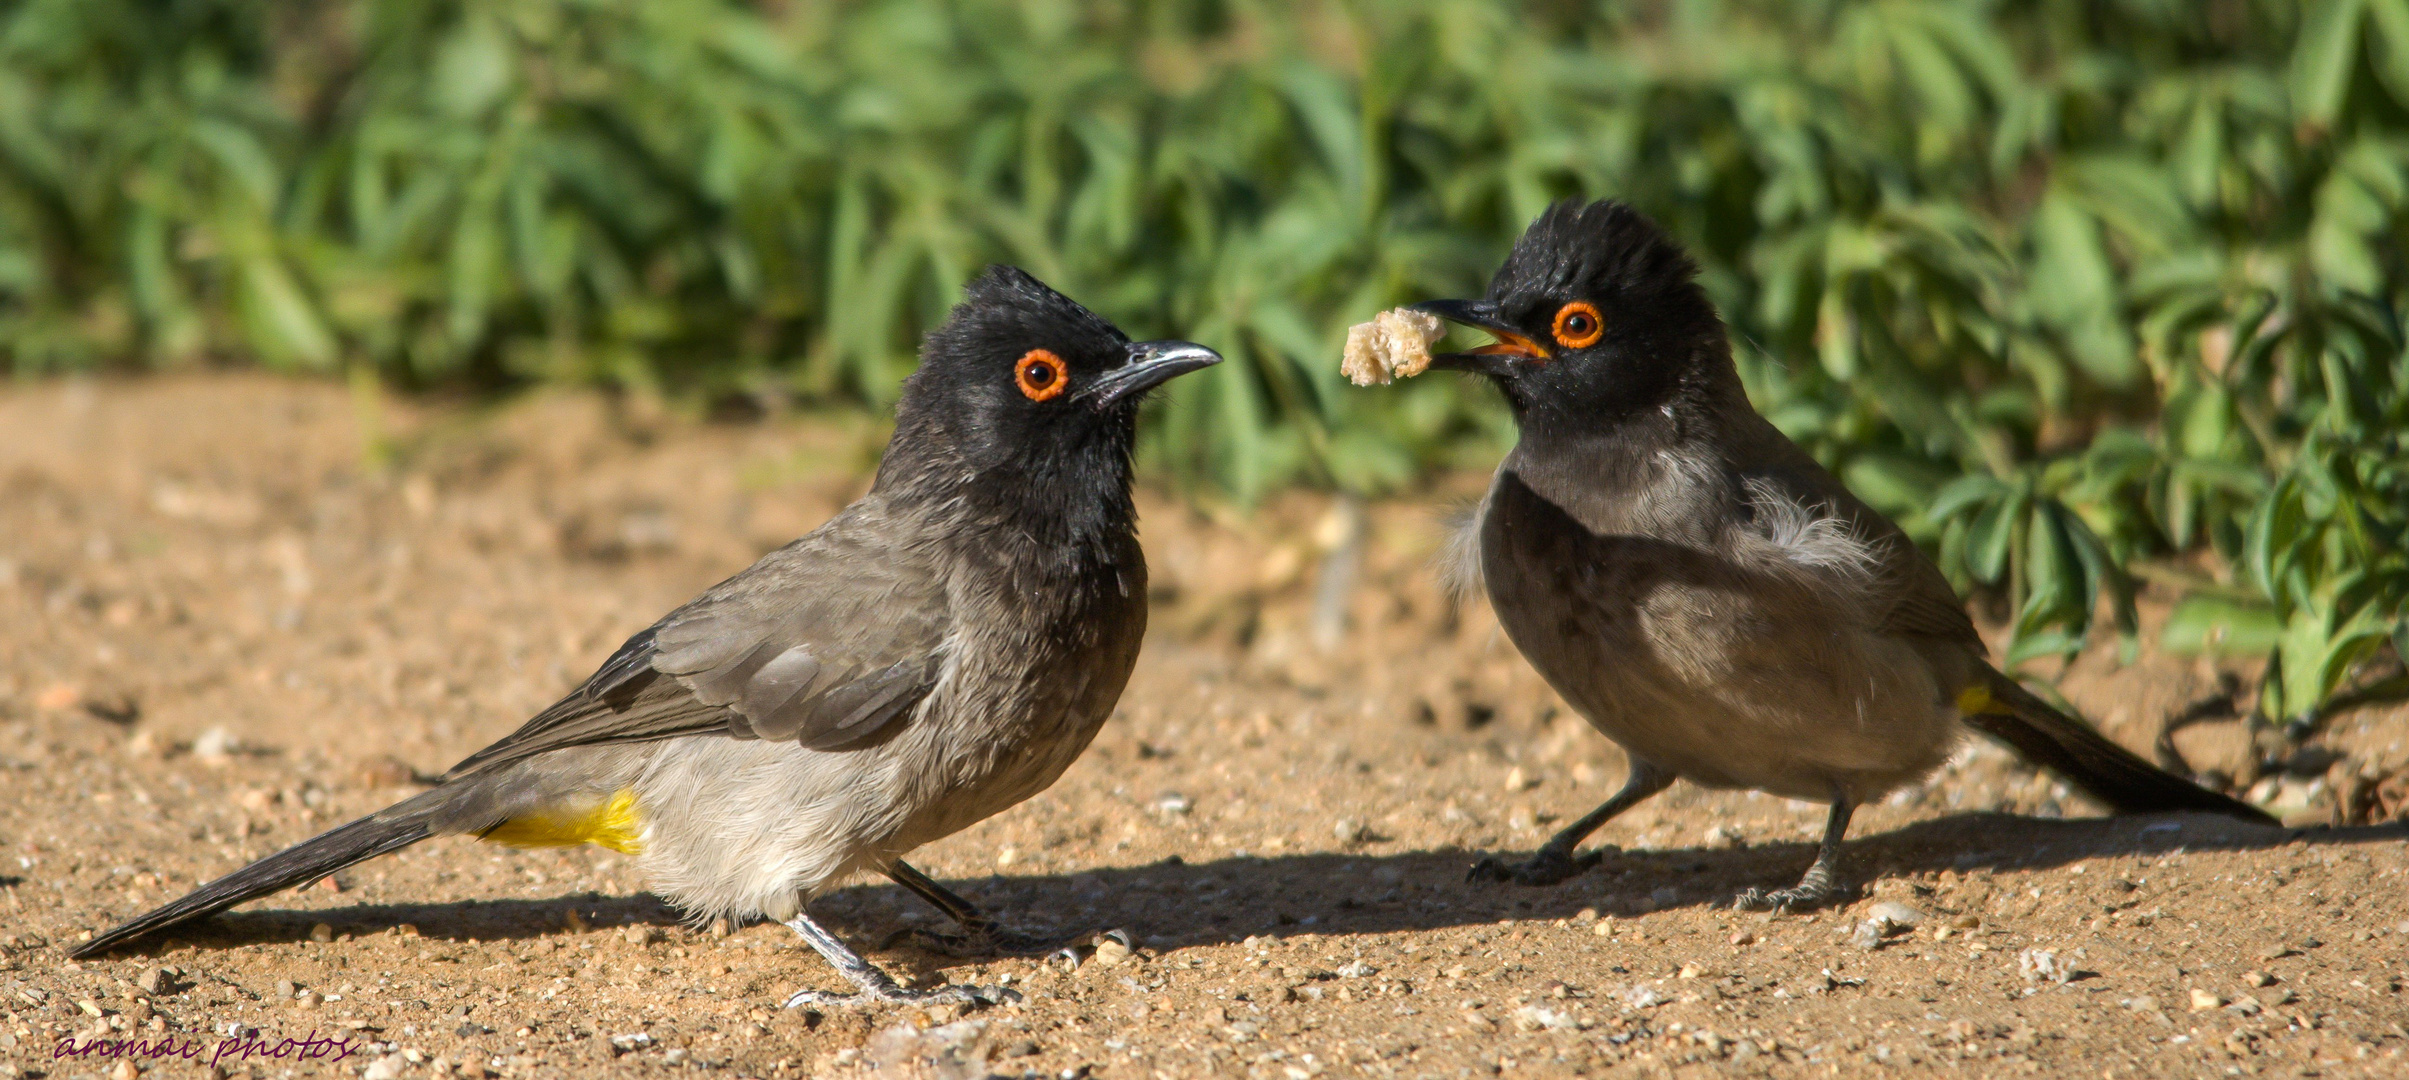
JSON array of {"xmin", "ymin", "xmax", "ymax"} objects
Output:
[{"xmin": 2, "ymin": 0, "xmax": 2404, "ymax": 724}]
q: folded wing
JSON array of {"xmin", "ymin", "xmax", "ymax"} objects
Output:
[{"xmin": 444, "ymin": 508, "xmax": 948, "ymax": 779}]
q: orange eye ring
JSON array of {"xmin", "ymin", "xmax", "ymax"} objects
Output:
[
  {"xmin": 1552, "ymin": 301, "xmax": 1605, "ymax": 349},
  {"xmin": 1015, "ymin": 349, "xmax": 1069, "ymax": 402}
]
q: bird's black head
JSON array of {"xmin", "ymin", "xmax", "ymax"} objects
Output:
[
  {"xmin": 882, "ymin": 265, "xmax": 1218, "ymax": 502},
  {"xmin": 1413, "ymin": 200, "xmax": 1732, "ymax": 434}
]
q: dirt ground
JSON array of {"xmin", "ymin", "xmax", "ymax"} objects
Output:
[{"xmin": 3, "ymin": 375, "xmax": 2407, "ymax": 1080}]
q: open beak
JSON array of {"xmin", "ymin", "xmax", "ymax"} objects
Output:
[
  {"xmin": 1084, "ymin": 340, "xmax": 1223, "ymax": 407},
  {"xmin": 1409, "ymin": 299, "xmax": 1549, "ymax": 376}
]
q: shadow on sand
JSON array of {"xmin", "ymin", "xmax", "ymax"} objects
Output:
[{"xmin": 77, "ymin": 810, "xmax": 2407, "ymax": 970}]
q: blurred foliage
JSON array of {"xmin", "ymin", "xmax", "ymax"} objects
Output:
[{"xmin": 2, "ymin": 0, "xmax": 2405, "ymax": 724}]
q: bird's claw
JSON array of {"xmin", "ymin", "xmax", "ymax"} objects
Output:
[
  {"xmin": 782, "ymin": 983, "xmax": 1021, "ymax": 1010},
  {"xmin": 1044, "ymin": 928, "xmax": 1133, "ymax": 971},
  {"xmin": 881, "ymin": 922, "xmax": 1113, "ymax": 959},
  {"xmin": 809, "ymin": 983, "xmax": 1011, "ymax": 1008},
  {"xmin": 877, "ymin": 925, "xmax": 1026, "ymax": 958},
  {"xmin": 1730, "ymin": 881, "xmax": 1848, "ymax": 914},
  {"xmin": 1466, "ymin": 848, "xmax": 1600, "ymax": 887}
]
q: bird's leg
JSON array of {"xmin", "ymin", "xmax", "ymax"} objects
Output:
[
  {"xmin": 780, "ymin": 910, "xmax": 1019, "ymax": 1009},
  {"xmin": 878, "ymin": 860, "xmax": 1120, "ymax": 963},
  {"xmin": 1733, "ymin": 793, "xmax": 1856, "ymax": 912},
  {"xmin": 1469, "ymin": 759, "xmax": 1673, "ymax": 886}
]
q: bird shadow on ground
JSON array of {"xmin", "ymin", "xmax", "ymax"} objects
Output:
[
  {"xmin": 101, "ymin": 811, "xmax": 2404, "ymax": 965},
  {"xmin": 834, "ymin": 812, "xmax": 2405, "ymax": 966}
]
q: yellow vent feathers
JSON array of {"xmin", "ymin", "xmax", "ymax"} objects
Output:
[{"xmin": 478, "ymin": 789, "xmax": 645, "ymax": 855}]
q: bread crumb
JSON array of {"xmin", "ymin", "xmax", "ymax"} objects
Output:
[{"xmin": 1341, "ymin": 308, "xmax": 1445, "ymax": 386}]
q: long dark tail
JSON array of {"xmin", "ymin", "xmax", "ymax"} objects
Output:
[
  {"xmin": 70, "ymin": 810, "xmax": 433, "ymax": 959},
  {"xmin": 1967, "ymin": 670, "xmax": 2277, "ymax": 826}
]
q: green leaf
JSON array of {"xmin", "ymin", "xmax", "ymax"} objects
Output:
[
  {"xmin": 1928, "ymin": 473, "xmax": 2012, "ymax": 524},
  {"xmin": 1967, "ymin": 490, "xmax": 2024, "ymax": 585},
  {"xmin": 2163, "ymin": 596, "xmax": 2286, "ymax": 655},
  {"xmin": 238, "ymin": 254, "xmax": 336, "ymax": 369},
  {"xmin": 2295, "ymin": 0, "xmax": 2372, "ymax": 127}
]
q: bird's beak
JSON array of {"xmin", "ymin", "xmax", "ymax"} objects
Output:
[
  {"xmin": 1085, "ymin": 340, "xmax": 1223, "ymax": 407},
  {"xmin": 1409, "ymin": 299, "xmax": 1550, "ymax": 376}
]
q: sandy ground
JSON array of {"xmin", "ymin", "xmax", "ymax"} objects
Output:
[{"xmin": 2, "ymin": 375, "xmax": 2406, "ymax": 1080}]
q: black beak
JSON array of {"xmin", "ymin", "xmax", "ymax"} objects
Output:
[
  {"xmin": 1409, "ymin": 299, "xmax": 1549, "ymax": 376},
  {"xmin": 1084, "ymin": 340, "xmax": 1222, "ymax": 407}
]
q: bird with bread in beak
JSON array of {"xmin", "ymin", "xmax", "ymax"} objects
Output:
[{"xmin": 1396, "ymin": 199, "xmax": 2271, "ymax": 909}]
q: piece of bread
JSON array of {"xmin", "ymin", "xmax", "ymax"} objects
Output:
[{"xmin": 1341, "ymin": 308, "xmax": 1445, "ymax": 386}]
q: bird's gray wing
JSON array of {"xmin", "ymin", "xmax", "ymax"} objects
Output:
[
  {"xmin": 443, "ymin": 509, "xmax": 949, "ymax": 780},
  {"xmin": 1727, "ymin": 416, "xmax": 1984, "ymax": 650}
]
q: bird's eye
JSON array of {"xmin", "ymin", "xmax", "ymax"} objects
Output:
[
  {"xmin": 1552, "ymin": 301, "xmax": 1604, "ymax": 349},
  {"xmin": 1016, "ymin": 349, "xmax": 1069, "ymax": 402}
]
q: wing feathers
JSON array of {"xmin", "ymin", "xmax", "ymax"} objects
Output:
[{"xmin": 444, "ymin": 501, "xmax": 950, "ymax": 775}]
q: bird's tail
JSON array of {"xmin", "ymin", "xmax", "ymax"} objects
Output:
[
  {"xmin": 1962, "ymin": 670, "xmax": 2277, "ymax": 826},
  {"xmin": 69, "ymin": 806, "xmax": 434, "ymax": 959}
]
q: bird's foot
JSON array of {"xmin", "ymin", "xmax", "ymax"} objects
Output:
[
  {"xmin": 882, "ymin": 924, "xmax": 1129, "ymax": 966},
  {"xmin": 1466, "ymin": 848, "xmax": 1601, "ymax": 887},
  {"xmin": 782, "ymin": 981, "xmax": 1021, "ymax": 1010},
  {"xmin": 1730, "ymin": 875, "xmax": 1849, "ymax": 913}
]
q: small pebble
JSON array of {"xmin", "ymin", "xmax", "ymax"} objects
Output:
[
  {"xmin": 192, "ymin": 726, "xmax": 237, "ymax": 763},
  {"xmin": 1862, "ymin": 900, "xmax": 1926, "ymax": 928},
  {"xmin": 2017, "ymin": 949, "xmax": 2072, "ymax": 985},
  {"xmin": 1093, "ymin": 938, "xmax": 1132, "ymax": 966},
  {"xmin": 137, "ymin": 967, "xmax": 169, "ymax": 995},
  {"xmin": 310, "ymin": 923, "xmax": 334, "ymax": 943},
  {"xmin": 274, "ymin": 979, "xmax": 298, "ymax": 1000},
  {"xmin": 1729, "ymin": 930, "xmax": 1755, "ymax": 946},
  {"xmin": 2189, "ymin": 988, "xmax": 2225, "ymax": 1012},
  {"xmin": 626, "ymin": 924, "xmax": 660, "ymax": 946},
  {"xmin": 1850, "ymin": 901, "xmax": 1925, "ymax": 949},
  {"xmin": 2242, "ymin": 970, "xmax": 2275, "ymax": 988}
]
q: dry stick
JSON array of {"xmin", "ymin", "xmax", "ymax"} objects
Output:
[{"xmin": 1311, "ymin": 496, "xmax": 1365, "ymax": 652}]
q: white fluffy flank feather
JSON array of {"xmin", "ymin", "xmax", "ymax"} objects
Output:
[{"xmin": 1740, "ymin": 477, "xmax": 1880, "ymax": 584}]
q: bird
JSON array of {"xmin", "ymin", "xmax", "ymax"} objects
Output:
[
  {"xmin": 70, "ymin": 266, "xmax": 1222, "ymax": 1006},
  {"xmin": 1405, "ymin": 199, "xmax": 2274, "ymax": 911}
]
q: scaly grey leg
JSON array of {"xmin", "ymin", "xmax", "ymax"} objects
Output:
[
  {"xmin": 780, "ymin": 910, "xmax": 1019, "ymax": 1009},
  {"xmin": 1732, "ymin": 793, "xmax": 1856, "ymax": 912},
  {"xmin": 1468, "ymin": 759, "xmax": 1675, "ymax": 886},
  {"xmin": 878, "ymin": 860, "xmax": 1120, "ymax": 962}
]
